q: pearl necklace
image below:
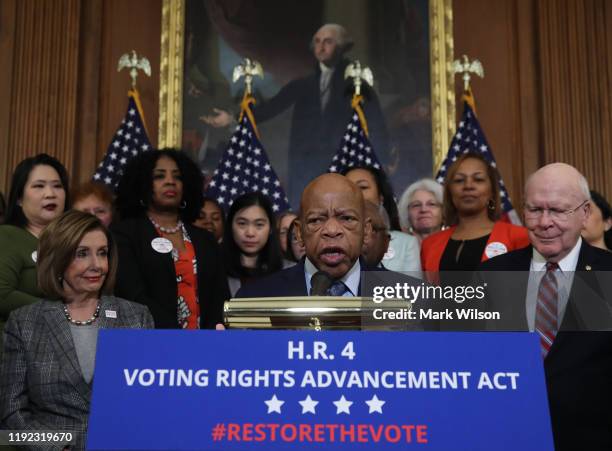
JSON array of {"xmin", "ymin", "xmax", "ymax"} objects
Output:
[
  {"xmin": 149, "ymin": 216, "xmax": 183, "ymax": 234},
  {"xmin": 64, "ymin": 303, "xmax": 101, "ymax": 326}
]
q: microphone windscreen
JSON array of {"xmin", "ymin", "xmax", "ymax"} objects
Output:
[{"xmin": 310, "ymin": 270, "xmax": 333, "ymax": 296}]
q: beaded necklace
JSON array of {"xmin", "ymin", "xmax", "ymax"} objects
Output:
[
  {"xmin": 63, "ymin": 303, "xmax": 101, "ymax": 326},
  {"xmin": 149, "ymin": 216, "xmax": 183, "ymax": 234}
]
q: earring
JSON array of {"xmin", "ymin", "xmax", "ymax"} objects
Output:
[
  {"xmin": 180, "ymin": 200, "xmax": 187, "ymax": 209},
  {"xmin": 488, "ymin": 199, "xmax": 495, "ymax": 210},
  {"xmin": 139, "ymin": 199, "xmax": 146, "ymax": 207}
]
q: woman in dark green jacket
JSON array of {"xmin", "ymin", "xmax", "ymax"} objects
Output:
[{"xmin": 0, "ymin": 154, "xmax": 69, "ymax": 349}]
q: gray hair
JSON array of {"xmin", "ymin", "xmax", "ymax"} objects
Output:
[
  {"xmin": 397, "ymin": 178, "xmax": 443, "ymax": 231},
  {"xmin": 310, "ymin": 23, "xmax": 353, "ymax": 52}
]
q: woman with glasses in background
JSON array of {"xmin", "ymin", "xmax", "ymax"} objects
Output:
[{"xmin": 398, "ymin": 178, "xmax": 444, "ymax": 242}]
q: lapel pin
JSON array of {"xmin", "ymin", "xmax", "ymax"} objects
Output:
[
  {"xmin": 585, "ymin": 265, "xmax": 592, "ymax": 271},
  {"xmin": 105, "ymin": 310, "xmax": 117, "ymax": 318}
]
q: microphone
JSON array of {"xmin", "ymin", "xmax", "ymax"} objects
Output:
[{"xmin": 310, "ymin": 271, "xmax": 333, "ymax": 296}]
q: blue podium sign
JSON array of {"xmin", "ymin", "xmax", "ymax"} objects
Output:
[{"xmin": 87, "ymin": 331, "xmax": 553, "ymax": 450}]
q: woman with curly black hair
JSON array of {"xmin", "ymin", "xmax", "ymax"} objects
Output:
[{"xmin": 112, "ymin": 149, "xmax": 229, "ymax": 329}]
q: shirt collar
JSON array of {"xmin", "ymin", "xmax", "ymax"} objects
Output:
[
  {"xmin": 531, "ymin": 237, "xmax": 582, "ymax": 273},
  {"xmin": 304, "ymin": 257, "xmax": 361, "ymax": 296}
]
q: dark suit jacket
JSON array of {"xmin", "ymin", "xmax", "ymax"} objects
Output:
[
  {"xmin": 0, "ymin": 296, "xmax": 153, "ymax": 450},
  {"xmin": 479, "ymin": 242, "xmax": 612, "ymax": 451},
  {"xmin": 252, "ymin": 59, "xmax": 389, "ymax": 204},
  {"xmin": 112, "ymin": 217, "xmax": 230, "ymax": 329}
]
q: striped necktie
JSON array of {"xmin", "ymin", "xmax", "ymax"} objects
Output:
[{"xmin": 535, "ymin": 262, "xmax": 559, "ymax": 357}]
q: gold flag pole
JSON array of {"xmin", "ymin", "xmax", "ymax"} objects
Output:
[
  {"xmin": 344, "ymin": 60, "xmax": 374, "ymax": 137},
  {"xmin": 452, "ymin": 54, "xmax": 484, "ymax": 113},
  {"xmin": 117, "ymin": 50, "xmax": 152, "ymax": 132},
  {"xmin": 232, "ymin": 58, "xmax": 264, "ymax": 138}
]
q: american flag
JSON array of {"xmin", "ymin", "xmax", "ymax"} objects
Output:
[
  {"xmin": 328, "ymin": 109, "xmax": 383, "ymax": 174},
  {"xmin": 435, "ymin": 95, "xmax": 521, "ymax": 224},
  {"xmin": 94, "ymin": 90, "xmax": 152, "ymax": 188},
  {"xmin": 205, "ymin": 113, "xmax": 291, "ymax": 213}
]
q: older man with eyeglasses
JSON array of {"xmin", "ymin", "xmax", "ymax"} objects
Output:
[{"xmin": 479, "ymin": 162, "xmax": 612, "ymax": 451}]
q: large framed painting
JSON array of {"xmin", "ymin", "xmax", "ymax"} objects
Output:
[{"xmin": 159, "ymin": 0, "xmax": 455, "ymax": 208}]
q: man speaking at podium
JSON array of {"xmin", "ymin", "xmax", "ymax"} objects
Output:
[{"xmin": 236, "ymin": 173, "xmax": 371, "ymax": 298}]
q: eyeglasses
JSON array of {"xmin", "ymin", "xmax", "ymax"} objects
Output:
[
  {"xmin": 408, "ymin": 201, "xmax": 440, "ymax": 210},
  {"xmin": 523, "ymin": 200, "xmax": 589, "ymax": 222}
]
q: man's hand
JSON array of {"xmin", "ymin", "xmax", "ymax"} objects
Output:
[{"xmin": 200, "ymin": 108, "xmax": 234, "ymax": 128}]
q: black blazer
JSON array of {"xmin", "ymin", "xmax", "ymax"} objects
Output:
[
  {"xmin": 479, "ymin": 242, "xmax": 612, "ymax": 451},
  {"xmin": 111, "ymin": 217, "xmax": 230, "ymax": 329}
]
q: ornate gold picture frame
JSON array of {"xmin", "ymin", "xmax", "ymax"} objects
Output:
[{"xmin": 159, "ymin": 0, "xmax": 454, "ymax": 182}]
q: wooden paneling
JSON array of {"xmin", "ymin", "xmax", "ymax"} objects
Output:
[
  {"xmin": 453, "ymin": 0, "xmax": 611, "ymax": 205},
  {"xmin": 0, "ymin": 0, "xmax": 161, "ymax": 194},
  {"xmin": 453, "ymin": 0, "xmax": 540, "ymax": 208},
  {"xmin": 537, "ymin": 0, "xmax": 612, "ymax": 200},
  {"xmin": 96, "ymin": 0, "xmax": 161, "ymax": 175},
  {"xmin": 0, "ymin": 0, "xmax": 81, "ymax": 193}
]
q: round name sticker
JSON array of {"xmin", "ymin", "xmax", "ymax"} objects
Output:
[
  {"xmin": 383, "ymin": 246, "xmax": 396, "ymax": 260},
  {"xmin": 151, "ymin": 237, "xmax": 173, "ymax": 254},
  {"xmin": 485, "ymin": 241, "xmax": 508, "ymax": 259},
  {"xmin": 31, "ymin": 251, "xmax": 37, "ymax": 263}
]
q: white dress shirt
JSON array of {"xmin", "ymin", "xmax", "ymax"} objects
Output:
[{"xmin": 525, "ymin": 238, "xmax": 581, "ymax": 331}]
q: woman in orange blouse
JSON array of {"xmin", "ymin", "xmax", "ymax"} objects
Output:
[
  {"xmin": 112, "ymin": 149, "xmax": 229, "ymax": 329},
  {"xmin": 421, "ymin": 152, "xmax": 529, "ymax": 272}
]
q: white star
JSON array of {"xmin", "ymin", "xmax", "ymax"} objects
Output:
[
  {"xmin": 93, "ymin": 173, "xmax": 101, "ymax": 180},
  {"xmin": 125, "ymin": 133, "xmax": 132, "ymax": 140},
  {"xmin": 299, "ymin": 395, "xmax": 319, "ymax": 414},
  {"xmin": 365, "ymin": 395, "xmax": 385, "ymax": 414},
  {"xmin": 120, "ymin": 157, "xmax": 127, "ymax": 164},
  {"xmin": 231, "ymin": 136, "xmax": 237, "ymax": 143},
  {"xmin": 217, "ymin": 196, "xmax": 225, "ymax": 204},
  {"xmin": 230, "ymin": 188, "xmax": 237, "ymax": 195},
  {"xmin": 236, "ymin": 152, "xmax": 243, "ymax": 159},
  {"xmin": 107, "ymin": 164, "xmax": 114, "ymax": 172},
  {"xmin": 117, "ymin": 129, "xmax": 124, "ymax": 136},
  {"xmin": 329, "ymin": 165, "xmax": 337, "ymax": 172},
  {"xmin": 272, "ymin": 204, "xmax": 279, "ymax": 212},
  {"xmin": 110, "ymin": 153, "xmax": 117, "ymax": 160},
  {"xmin": 127, "ymin": 121, "xmax": 134, "ymax": 128},
  {"xmin": 253, "ymin": 148, "xmax": 261, "ymax": 155},
  {"xmin": 264, "ymin": 395, "xmax": 284, "ymax": 414},
  {"xmin": 112, "ymin": 141, "xmax": 120, "ymax": 148},
  {"xmin": 239, "ymin": 140, "xmax": 246, "ymax": 147},
  {"xmin": 128, "ymin": 108, "xmax": 136, "ymax": 116},
  {"xmin": 141, "ymin": 144, "xmax": 150, "ymax": 151},
  {"xmin": 344, "ymin": 134, "xmax": 350, "ymax": 141},
  {"xmin": 104, "ymin": 177, "xmax": 111, "ymax": 184},
  {"xmin": 333, "ymin": 395, "xmax": 353, "ymax": 414},
  {"xmin": 264, "ymin": 164, "xmax": 271, "ymax": 171}
]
